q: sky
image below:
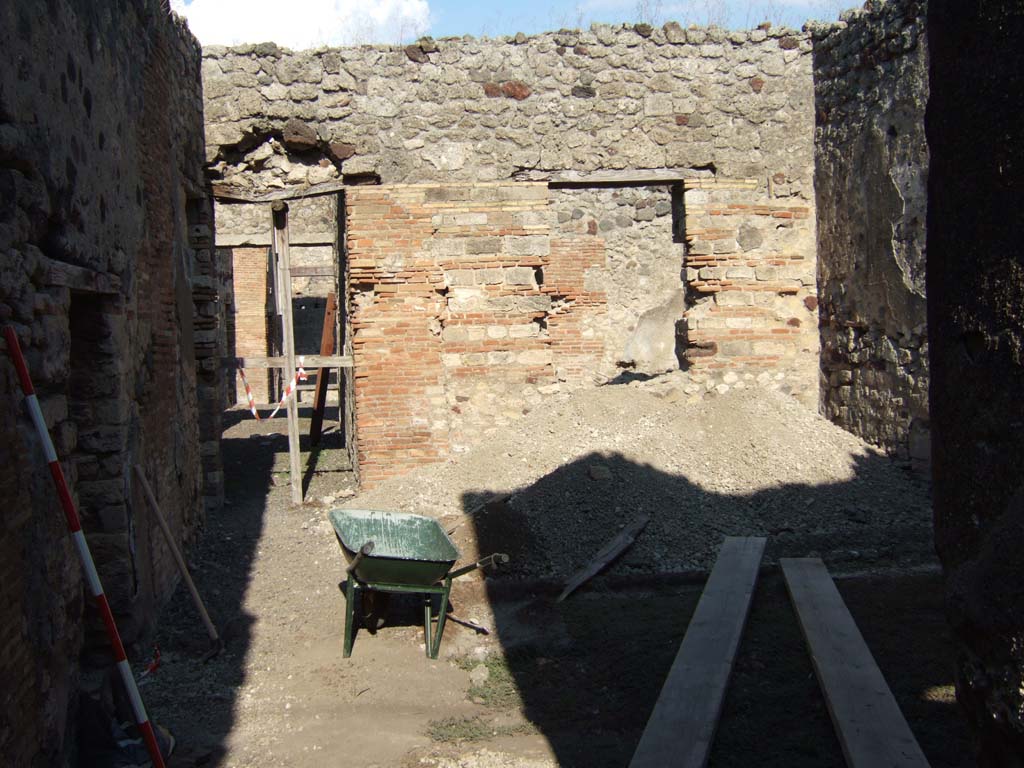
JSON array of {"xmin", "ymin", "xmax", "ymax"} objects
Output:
[{"xmin": 170, "ymin": 0, "xmax": 852, "ymax": 49}]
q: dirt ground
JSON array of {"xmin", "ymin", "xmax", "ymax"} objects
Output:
[{"xmin": 143, "ymin": 385, "xmax": 974, "ymax": 767}]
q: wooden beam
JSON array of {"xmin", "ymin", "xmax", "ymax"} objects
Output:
[
  {"xmin": 557, "ymin": 513, "xmax": 650, "ymax": 602},
  {"xmin": 212, "ymin": 178, "xmax": 347, "ymax": 203},
  {"xmin": 223, "ymin": 355, "xmax": 352, "ymax": 370},
  {"xmin": 215, "ymin": 231, "xmax": 336, "ymax": 248},
  {"xmin": 272, "ymin": 202, "xmax": 304, "ymax": 505},
  {"xmin": 310, "ymin": 292, "xmax": 337, "ymax": 447},
  {"xmin": 44, "ymin": 257, "xmax": 122, "ymax": 294},
  {"xmin": 780, "ymin": 558, "xmax": 930, "ymax": 768},
  {"xmin": 512, "ymin": 168, "xmax": 759, "ymax": 190},
  {"xmin": 630, "ymin": 536, "xmax": 766, "ymax": 768},
  {"xmin": 513, "ymin": 168, "xmax": 689, "ymax": 184},
  {"xmin": 288, "ymin": 266, "xmax": 335, "ymax": 278}
]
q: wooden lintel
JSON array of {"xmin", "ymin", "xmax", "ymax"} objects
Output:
[
  {"xmin": 514, "ymin": 168, "xmax": 690, "ymax": 185},
  {"xmin": 225, "ymin": 355, "xmax": 352, "ymax": 369},
  {"xmin": 215, "ymin": 231, "xmax": 336, "ymax": 248},
  {"xmin": 288, "ymin": 266, "xmax": 335, "ymax": 278},
  {"xmin": 45, "ymin": 258, "xmax": 122, "ymax": 294},
  {"xmin": 212, "ymin": 178, "xmax": 348, "ymax": 204},
  {"xmin": 512, "ymin": 168, "xmax": 759, "ymax": 190}
]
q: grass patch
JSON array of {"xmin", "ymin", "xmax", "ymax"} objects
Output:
[
  {"xmin": 456, "ymin": 653, "xmax": 522, "ymax": 709},
  {"xmin": 426, "ymin": 715, "xmax": 534, "ymax": 743}
]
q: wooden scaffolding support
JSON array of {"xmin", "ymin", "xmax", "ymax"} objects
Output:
[
  {"xmin": 271, "ymin": 203, "xmax": 303, "ymax": 505},
  {"xmin": 218, "ymin": 195, "xmax": 352, "ymax": 504}
]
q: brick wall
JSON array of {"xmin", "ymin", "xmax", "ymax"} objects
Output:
[
  {"xmin": 231, "ymin": 247, "xmax": 273, "ymax": 403},
  {"xmin": 682, "ymin": 179, "xmax": 819, "ymax": 403},
  {"xmin": 347, "ymin": 183, "xmax": 556, "ymax": 484},
  {"xmin": 347, "ymin": 179, "xmax": 816, "ymax": 484}
]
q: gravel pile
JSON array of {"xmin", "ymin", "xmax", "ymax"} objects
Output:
[{"xmin": 342, "ymin": 382, "xmax": 934, "ymax": 580}]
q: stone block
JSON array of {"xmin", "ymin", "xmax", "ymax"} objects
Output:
[
  {"xmin": 504, "ymin": 267, "xmax": 536, "ymax": 286},
  {"xmin": 444, "ymin": 269, "xmax": 476, "ymax": 287},
  {"xmin": 518, "ymin": 349, "xmax": 553, "ymax": 365},
  {"xmin": 506, "ymin": 235, "xmax": 550, "ymax": 256},
  {"xmin": 644, "ymin": 94, "xmax": 674, "ymax": 116},
  {"xmin": 715, "ymin": 291, "xmax": 755, "ymax": 307},
  {"xmin": 466, "ymin": 237, "xmax": 502, "ymax": 254},
  {"xmin": 725, "ymin": 266, "xmax": 756, "ymax": 279},
  {"xmin": 479, "ymin": 268, "xmax": 504, "ymax": 285}
]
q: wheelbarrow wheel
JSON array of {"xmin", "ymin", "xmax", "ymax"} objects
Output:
[{"xmin": 360, "ymin": 590, "xmax": 389, "ymax": 633}]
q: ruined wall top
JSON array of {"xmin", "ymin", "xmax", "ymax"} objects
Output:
[{"xmin": 201, "ymin": 22, "xmax": 816, "ymax": 196}]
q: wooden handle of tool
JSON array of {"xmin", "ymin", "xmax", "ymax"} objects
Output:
[
  {"xmin": 133, "ymin": 465, "xmax": 220, "ymax": 645},
  {"xmin": 347, "ymin": 541, "xmax": 374, "ymax": 574}
]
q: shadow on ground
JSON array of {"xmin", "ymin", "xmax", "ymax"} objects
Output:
[
  {"xmin": 464, "ymin": 451, "xmax": 972, "ymax": 767},
  {"xmin": 141, "ymin": 419, "xmax": 273, "ymax": 765},
  {"xmin": 144, "ymin": 402, "xmax": 354, "ymax": 766}
]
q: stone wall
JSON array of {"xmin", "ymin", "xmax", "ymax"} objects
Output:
[
  {"xmin": 927, "ymin": 1, "xmax": 1024, "ymax": 763},
  {"xmin": 811, "ymin": 0, "xmax": 930, "ymax": 460},
  {"xmin": 201, "ymin": 24, "xmax": 816, "ymax": 189},
  {"xmin": 202, "ymin": 22, "xmax": 821, "ymax": 482},
  {"xmin": 0, "ymin": 1, "xmax": 216, "ymax": 764}
]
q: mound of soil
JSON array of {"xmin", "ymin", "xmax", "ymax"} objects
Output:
[{"xmin": 345, "ymin": 385, "xmax": 933, "ymax": 580}]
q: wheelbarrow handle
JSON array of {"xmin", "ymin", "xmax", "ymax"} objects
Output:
[
  {"xmin": 448, "ymin": 552, "xmax": 510, "ymax": 580},
  {"xmin": 347, "ymin": 541, "xmax": 375, "ymax": 575}
]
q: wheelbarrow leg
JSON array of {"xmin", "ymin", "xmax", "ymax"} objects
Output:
[
  {"xmin": 429, "ymin": 579, "xmax": 452, "ymax": 659},
  {"xmin": 344, "ymin": 578, "xmax": 357, "ymax": 658},
  {"xmin": 423, "ymin": 596, "xmax": 432, "ymax": 657}
]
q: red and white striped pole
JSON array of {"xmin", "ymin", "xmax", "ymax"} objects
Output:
[
  {"xmin": 2, "ymin": 327, "xmax": 167, "ymax": 768},
  {"xmin": 237, "ymin": 367, "xmax": 261, "ymax": 420}
]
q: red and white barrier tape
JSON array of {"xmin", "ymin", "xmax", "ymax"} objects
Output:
[
  {"xmin": 2, "ymin": 327, "xmax": 167, "ymax": 768},
  {"xmin": 236, "ymin": 368, "xmax": 261, "ymax": 420},
  {"xmin": 267, "ymin": 357, "xmax": 307, "ymax": 420}
]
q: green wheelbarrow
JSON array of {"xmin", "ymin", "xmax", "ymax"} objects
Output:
[{"xmin": 328, "ymin": 509, "xmax": 509, "ymax": 659}]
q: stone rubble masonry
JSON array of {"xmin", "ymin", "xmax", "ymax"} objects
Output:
[
  {"xmin": 550, "ymin": 185, "xmax": 679, "ymax": 378},
  {"xmin": 810, "ymin": 0, "xmax": 929, "ymax": 461},
  {"xmin": 0, "ymin": 1, "xmax": 222, "ymax": 764},
  {"xmin": 200, "ymin": 23, "xmax": 817, "ymax": 193}
]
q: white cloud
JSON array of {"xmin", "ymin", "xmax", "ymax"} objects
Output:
[{"xmin": 170, "ymin": 0, "xmax": 431, "ymax": 49}]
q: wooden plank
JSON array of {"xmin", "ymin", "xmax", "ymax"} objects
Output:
[
  {"xmin": 215, "ymin": 231, "xmax": 336, "ymax": 248},
  {"xmin": 309, "ymin": 292, "xmax": 337, "ymax": 446},
  {"xmin": 630, "ymin": 536, "xmax": 766, "ymax": 768},
  {"xmin": 514, "ymin": 168, "xmax": 691, "ymax": 184},
  {"xmin": 272, "ymin": 203, "xmax": 304, "ymax": 505},
  {"xmin": 223, "ymin": 355, "xmax": 352, "ymax": 370},
  {"xmin": 557, "ymin": 513, "xmax": 650, "ymax": 602},
  {"xmin": 213, "ymin": 178, "xmax": 347, "ymax": 203},
  {"xmin": 512, "ymin": 168, "xmax": 759, "ymax": 190},
  {"xmin": 288, "ymin": 265, "xmax": 335, "ymax": 278},
  {"xmin": 44, "ymin": 257, "xmax": 122, "ymax": 294},
  {"xmin": 780, "ymin": 558, "xmax": 930, "ymax": 768}
]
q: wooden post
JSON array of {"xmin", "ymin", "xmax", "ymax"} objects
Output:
[
  {"xmin": 309, "ymin": 292, "xmax": 337, "ymax": 447},
  {"xmin": 272, "ymin": 202, "xmax": 303, "ymax": 505}
]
